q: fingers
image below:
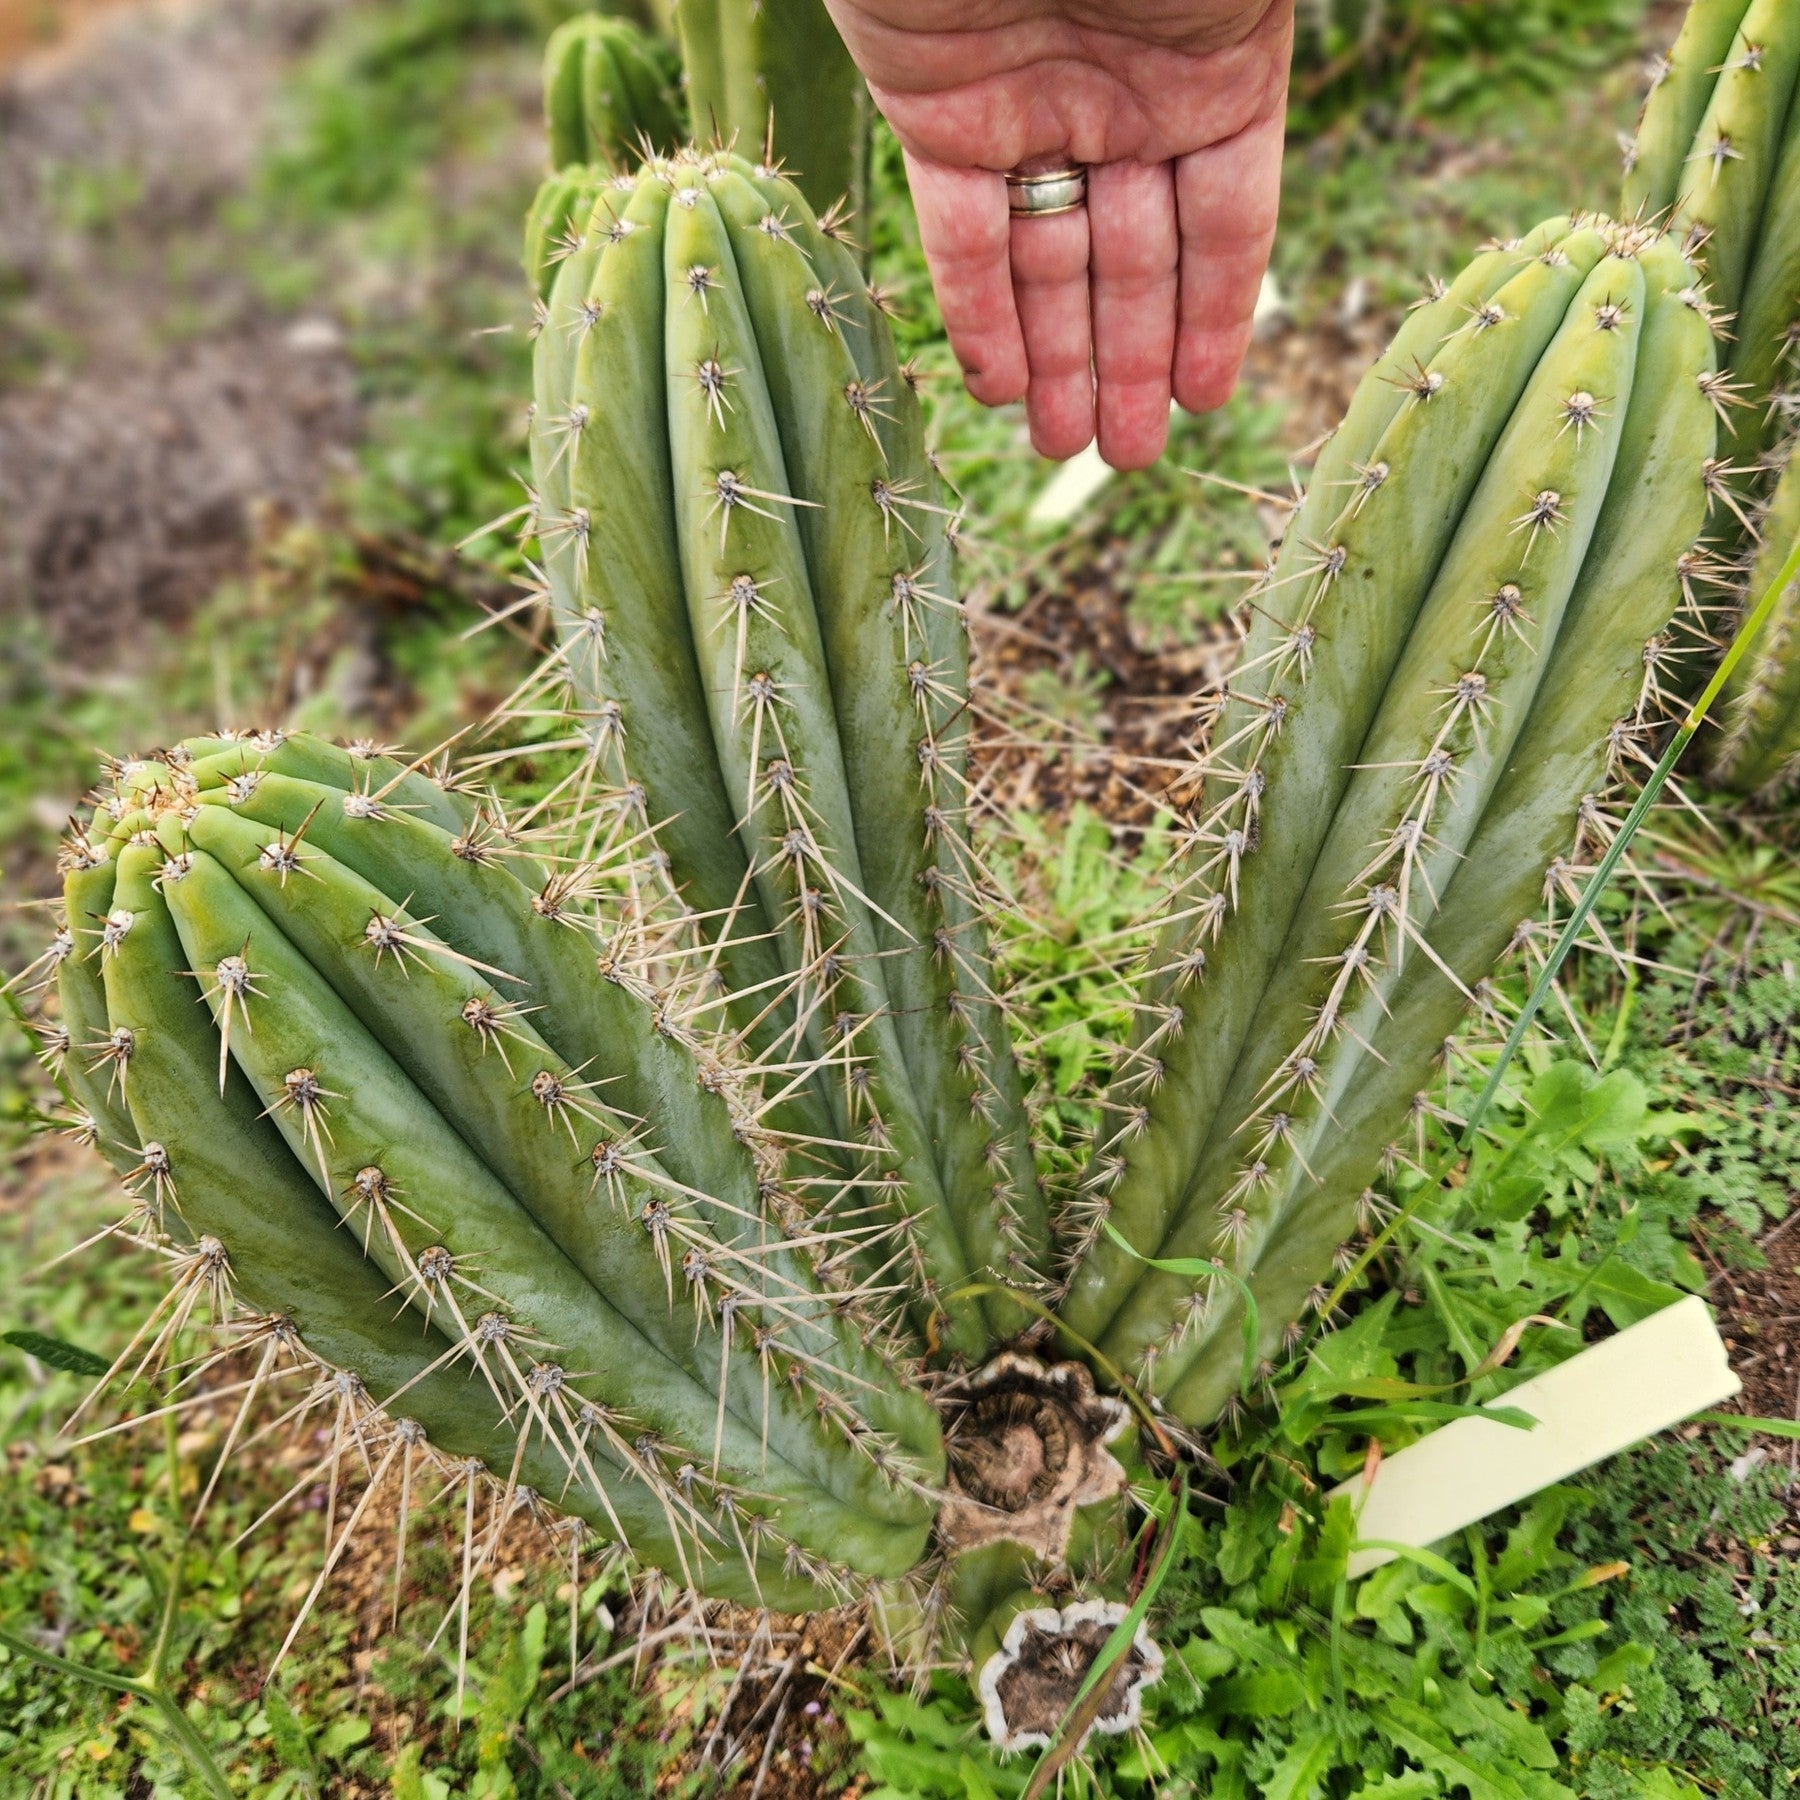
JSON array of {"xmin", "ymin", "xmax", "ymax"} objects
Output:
[
  {"xmin": 903, "ymin": 150, "xmax": 1028, "ymax": 407},
  {"xmin": 1172, "ymin": 105, "xmax": 1285, "ymax": 416},
  {"xmin": 910, "ymin": 126, "xmax": 1280, "ymax": 463},
  {"xmin": 1088, "ymin": 159, "xmax": 1179, "ymax": 470},
  {"xmin": 1010, "ymin": 203, "xmax": 1094, "ymax": 460}
]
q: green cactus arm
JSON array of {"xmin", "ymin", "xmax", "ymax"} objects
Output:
[
  {"xmin": 660, "ymin": 169, "xmax": 1001, "ymax": 1354},
  {"xmin": 184, "ymin": 767, "xmax": 759, "ymax": 1237},
  {"xmin": 95, "ymin": 834, "xmax": 824, "ymax": 1609},
  {"xmin": 1304, "ymin": 217, "xmax": 1578, "ymax": 508},
  {"xmin": 741, "ymin": 167, "xmax": 1050, "ymax": 1292},
  {"xmin": 180, "ymin": 794, "xmax": 939, "ymax": 1508},
  {"xmin": 185, "ymin": 732, "xmax": 475, "ymax": 837},
  {"xmin": 545, "ymin": 16, "xmax": 592, "ymax": 167},
  {"xmin": 704, "ymin": 166, "xmax": 1048, "ymax": 1320},
  {"xmin": 1711, "ymin": 450, "xmax": 1800, "ymax": 794},
  {"xmin": 1624, "ymin": 0, "xmax": 1758, "ymax": 217},
  {"xmin": 536, "ymin": 172, "xmax": 844, "ymax": 1148},
  {"xmin": 1663, "ymin": 0, "xmax": 1800, "ymax": 321},
  {"xmin": 674, "ymin": 0, "xmax": 868, "ymax": 221},
  {"xmin": 1058, "ymin": 227, "xmax": 1610, "ymax": 1352},
  {"xmin": 156, "ymin": 818, "xmax": 934, "ymax": 1581},
  {"xmin": 601, "ymin": 27, "xmax": 683, "ymax": 151},
  {"xmin": 1159, "ymin": 239, "xmax": 1719, "ymax": 1422},
  {"xmin": 1091, "ymin": 250, "xmax": 1649, "ymax": 1385},
  {"xmin": 535, "ymin": 158, "xmax": 1041, "ymax": 1360},
  {"xmin": 1722, "ymin": 93, "xmax": 1800, "ymax": 466},
  {"xmin": 544, "ymin": 15, "xmax": 683, "ymax": 171},
  {"xmin": 179, "ymin": 754, "xmax": 942, "ymax": 1468}
]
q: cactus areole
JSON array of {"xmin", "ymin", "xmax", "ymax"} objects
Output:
[{"xmin": 37, "ymin": 162, "xmax": 1725, "ymax": 1750}]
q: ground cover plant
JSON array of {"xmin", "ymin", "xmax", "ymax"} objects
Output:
[{"xmin": 1, "ymin": 0, "xmax": 1797, "ymax": 1795}]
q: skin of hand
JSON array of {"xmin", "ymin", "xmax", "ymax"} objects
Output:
[{"xmin": 821, "ymin": 0, "xmax": 1294, "ymax": 469}]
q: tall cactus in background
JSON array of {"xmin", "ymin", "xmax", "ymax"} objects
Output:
[
  {"xmin": 20, "ymin": 166, "xmax": 1725, "ymax": 1749},
  {"xmin": 1623, "ymin": 0, "xmax": 1800, "ymax": 477},
  {"xmin": 673, "ymin": 0, "xmax": 869, "ymax": 223},
  {"xmin": 542, "ymin": 12, "xmax": 684, "ymax": 171},
  {"xmin": 1624, "ymin": 0, "xmax": 1800, "ymax": 792},
  {"xmin": 1711, "ymin": 447, "xmax": 1800, "ymax": 794}
]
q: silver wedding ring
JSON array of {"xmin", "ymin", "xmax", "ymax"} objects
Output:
[{"xmin": 1005, "ymin": 162, "xmax": 1088, "ymax": 218}]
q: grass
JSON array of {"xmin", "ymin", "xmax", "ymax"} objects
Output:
[{"xmin": 4, "ymin": 0, "xmax": 1799, "ymax": 1793}]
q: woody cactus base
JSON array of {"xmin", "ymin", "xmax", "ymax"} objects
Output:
[{"xmin": 22, "ymin": 158, "xmax": 1729, "ymax": 1749}]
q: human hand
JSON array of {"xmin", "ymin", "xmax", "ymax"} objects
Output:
[{"xmin": 821, "ymin": 0, "xmax": 1294, "ymax": 469}]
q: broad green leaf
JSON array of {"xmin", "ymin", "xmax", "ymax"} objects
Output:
[
  {"xmin": 2, "ymin": 1330, "xmax": 109, "ymax": 1376},
  {"xmin": 1351, "ymin": 1543, "xmax": 1478, "ymax": 1603}
]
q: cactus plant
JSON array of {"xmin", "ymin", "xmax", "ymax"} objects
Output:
[
  {"xmin": 1710, "ymin": 446, "xmax": 1800, "ymax": 794},
  {"xmin": 1623, "ymin": 0, "xmax": 1800, "ymax": 473},
  {"xmin": 26, "ymin": 171, "xmax": 1724, "ymax": 1750},
  {"xmin": 542, "ymin": 12, "xmax": 684, "ymax": 173},
  {"xmin": 524, "ymin": 163, "xmax": 609, "ymax": 300},
  {"xmin": 1057, "ymin": 214, "xmax": 1722, "ymax": 1419},
  {"xmin": 526, "ymin": 0, "xmax": 674, "ymax": 39},
  {"xmin": 673, "ymin": 0, "xmax": 868, "ymax": 223}
]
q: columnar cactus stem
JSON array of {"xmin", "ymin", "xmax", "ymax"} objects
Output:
[
  {"xmin": 543, "ymin": 13, "xmax": 684, "ymax": 171},
  {"xmin": 525, "ymin": 164, "xmax": 610, "ymax": 302},
  {"xmin": 64, "ymin": 735, "xmax": 942, "ymax": 1608},
  {"xmin": 673, "ymin": 0, "xmax": 868, "ymax": 222},
  {"xmin": 1624, "ymin": 0, "xmax": 1800, "ymax": 472},
  {"xmin": 1710, "ymin": 448, "xmax": 1800, "ymax": 795},
  {"xmin": 1060, "ymin": 222, "xmax": 1720, "ymax": 1422},
  {"xmin": 528, "ymin": 153, "xmax": 1045, "ymax": 1359}
]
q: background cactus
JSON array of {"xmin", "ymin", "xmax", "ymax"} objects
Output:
[
  {"xmin": 1623, "ymin": 0, "xmax": 1800, "ymax": 480},
  {"xmin": 542, "ymin": 12, "xmax": 683, "ymax": 172},
  {"xmin": 672, "ymin": 0, "xmax": 869, "ymax": 223},
  {"xmin": 25, "ymin": 164, "xmax": 1724, "ymax": 1747},
  {"xmin": 1710, "ymin": 446, "xmax": 1800, "ymax": 794}
]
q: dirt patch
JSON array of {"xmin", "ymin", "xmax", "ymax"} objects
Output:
[
  {"xmin": 0, "ymin": 330, "xmax": 360, "ymax": 654},
  {"xmin": 0, "ymin": 0, "xmax": 361, "ymax": 653},
  {"xmin": 0, "ymin": 0, "xmax": 176, "ymax": 74}
]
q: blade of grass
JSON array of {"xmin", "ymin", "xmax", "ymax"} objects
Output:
[{"xmin": 1020, "ymin": 1466, "xmax": 1190, "ymax": 1800}]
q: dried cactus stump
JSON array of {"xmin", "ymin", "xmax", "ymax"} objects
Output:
[
  {"xmin": 937, "ymin": 1357, "xmax": 1130, "ymax": 1561},
  {"xmin": 978, "ymin": 1600, "xmax": 1166, "ymax": 1756}
]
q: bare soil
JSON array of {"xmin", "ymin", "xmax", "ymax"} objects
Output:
[{"xmin": 0, "ymin": 0, "xmax": 361, "ymax": 654}]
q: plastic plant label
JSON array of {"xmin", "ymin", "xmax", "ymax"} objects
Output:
[{"xmin": 1333, "ymin": 1296, "xmax": 1741, "ymax": 1577}]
